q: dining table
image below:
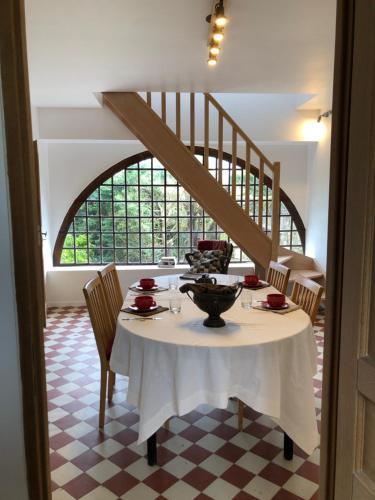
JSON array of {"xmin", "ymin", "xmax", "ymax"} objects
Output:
[{"xmin": 109, "ymin": 273, "xmax": 319, "ymax": 465}]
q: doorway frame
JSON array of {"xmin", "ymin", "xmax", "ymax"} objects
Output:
[
  {"xmin": 1, "ymin": 0, "xmax": 368, "ymax": 498},
  {"xmin": 0, "ymin": 0, "xmax": 50, "ymax": 499}
]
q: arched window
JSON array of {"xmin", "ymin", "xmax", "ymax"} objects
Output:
[{"xmin": 54, "ymin": 149, "xmax": 305, "ymax": 266}]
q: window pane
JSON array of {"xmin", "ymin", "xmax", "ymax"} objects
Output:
[
  {"xmin": 100, "ymin": 201, "xmax": 112, "ymax": 217},
  {"xmin": 102, "ymin": 234, "xmax": 114, "ymax": 248},
  {"xmin": 61, "ymin": 249, "xmax": 75, "ymax": 264},
  {"xmin": 128, "ymin": 219, "xmax": 139, "ymax": 232},
  {"xmin": 113, "ymin": 171, "xmax": 125, "ymax": 184},
  {"xmin": 89, "ymin": 249, "xmax": 101, "ymax": 264},
  {"xmin": 76, "ymin": 249, "xmax": 88, "ymax": 264},
  {"xmin": 102, "ymin": 249, "xmax": 114, "ymax": 263},
  {"xmin": 88, "ymin": 233, "xmax": 100, "ymax": 248},
  {"xmin": 114, "ymin": 219, "xmax": 126, "ymax": 232},
  {"xmin": 113, "ymin": 186, "xmax": 125, "ymax": 200},
  {"xmin": 141, "ymin": 249, "xmax": 153, "ymax": 263},
  {"xmin": 115, "ymin": 249, "xmax": 127, "ymax": 262},
  {"xmin": 128, "ymin": 234, "xmax": 139, "ymax": 248},
  {"xmin": 74, "ymin": 217, "xmax": 87, "ymax": 232},
  {"xmin": 63, "ymin": 234, "xmax": 74, "ymax": 248},
  {"xmin": 87, "ymin": 201, "xmax": 99, "ymax": 216},
  {"xmin": 100, "ymin": 185, "xmax": 112, "ymax": 200},
  {"xmin": 88, "ymin": 218, "xmax": 100, "ymax": 232},
  {"xmin": 101, "ymin": 218, "xmax": 113, "ymax": 232},
  {"xmin": 113, "ymin": 202, "xmax": 125, "ymax": 217}
]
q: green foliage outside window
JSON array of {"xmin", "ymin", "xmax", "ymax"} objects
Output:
[{"xmin": 58, "ymin": 154, "xmax": 304, "ymax": 265}]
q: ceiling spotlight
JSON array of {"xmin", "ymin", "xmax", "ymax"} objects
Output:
[
  {"xmin": 209, "ymin": 41, "xmax": 220, "ymax": 56},
  {"xmin": 214, "ymin": 1, "xmax": 227, "ymax": 26},
  {"xmin": 208, "ymin": 55, "xmax": 218, "ymax": 66},
  {"xmin": 213, "ymin": 26, "xmax": 224, "ymax": 42}
]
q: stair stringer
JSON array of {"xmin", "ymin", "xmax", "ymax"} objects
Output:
[{"xmin": 103, "ymin": 92, "xmax": 271, "ymax": 269}]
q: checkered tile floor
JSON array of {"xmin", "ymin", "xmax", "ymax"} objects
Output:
[{"xmin": 46, "ymin": 307, "xmax": 324, "ymax": 499}]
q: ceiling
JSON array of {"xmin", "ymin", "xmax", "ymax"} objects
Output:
[{"xmin": 25, "ymin": 0, "xmax": 337, "ymax": 108}]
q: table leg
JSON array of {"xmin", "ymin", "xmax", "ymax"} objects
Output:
[
  {"xmin": 283, "ymin": 432, "xmax": 294, "ymax": 460},
  {"xmin": 147, "ymin": 432, "xmax": 157, "ymax": 466}
]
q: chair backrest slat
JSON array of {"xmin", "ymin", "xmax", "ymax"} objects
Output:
[
  {"xmin": 290, "ymin": 276, "xmax": 324, "ymax": 323},
  {"xmin": 98, "ymin": 263, "xmax": 124, "ymax": 326},
  {"xmin": 267, "ymin": 260, "xmax": 291, "ymax": 294},
  {"xmin": 83, "ymin": 277, "xmax": 115, "ymax": 368}
]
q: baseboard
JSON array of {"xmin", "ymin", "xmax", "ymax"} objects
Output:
[{"xmin": 47, "ymin": 301, "xmax": 86, "ymax": 308}]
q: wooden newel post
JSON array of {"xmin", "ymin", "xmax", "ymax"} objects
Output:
[{"xmin": 271, "ymin": 161, "xmax": 280, "ymax": 261}]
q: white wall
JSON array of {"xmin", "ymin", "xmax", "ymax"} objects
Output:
[
  {"xmin": 0, "ymin": 82, "xmax": 29, "ymax": 500},
  {"xmin": 305, "ymin": 118, "xmax": 332, "ymax": 271},
  {"xmin": 38, "ymin": 93, "xmax": 317, "ymax": 142}
]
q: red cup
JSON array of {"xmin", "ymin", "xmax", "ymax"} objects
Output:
[
  {"xmin": 134, "ymin": 295, "xmax": 156, "ymax": 310},
  {"xmin": 139, "ymin": 278, "xmax": 155, "ymax": 290},
  {"xmin": 244, "ymin": 274, "xmax": 259, "ymax": 286},
  {"xmin": 267, "ymin": 293, "xmax": 285, "ymax": 308}
]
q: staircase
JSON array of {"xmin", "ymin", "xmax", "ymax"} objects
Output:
[{"xmin": 102, "ymin": 91, "xmax": 324, "ymax": 283}]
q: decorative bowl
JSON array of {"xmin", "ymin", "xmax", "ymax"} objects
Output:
[{"xmin": 179, "ymin": 282, "xmax": 243, "ymax": 328}]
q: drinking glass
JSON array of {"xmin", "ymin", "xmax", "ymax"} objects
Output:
[
  {"xmin": 169, "ymin": 297, "xmax": 182, "ymax": 314},
  {"xmin": 241, "ymin": 289, "xmax": 252, "ymax": 310},
  {"xmin": 168, "ymin": 276, "xmax": 179, "ymax": 290}
]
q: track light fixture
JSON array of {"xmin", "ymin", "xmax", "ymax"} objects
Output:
[
  {"xmin": 212, "ymin": 26, "xmax": 224, "ymax": 42},
  {"xmin": 209, "ymin": 41, "xmax": 220, "ymax": 56},
  {"xmin": 206, "ymin": 1, "xmax": 228, "ymax": 66}
]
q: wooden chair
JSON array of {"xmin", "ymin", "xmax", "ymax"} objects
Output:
[
  {"xmin": 237, "ymin": 275, "xmax": 323, "ymax": 433},
  {"xmin": 267, "ymin": 260, "xmax": 291, "ymax": 294},
  {"xmin": 290, "ymin": 276, "xmax": 324, "ymax": 323},
  {"xmin": 98, "ymin": 263, "xmax": 123, "ymax": 326},
  {"xmin": 83, "ymin": 277, "xmax": 116, "ymax": 428}
]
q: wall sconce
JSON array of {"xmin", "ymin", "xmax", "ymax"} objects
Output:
[
  {"xmin": 206, "ymin": 1, "xmax": 228, "ymax": 66},
  {"xmin": 317, "ymin": 110, "xmax": 332, "ymax": 122},
  {"xmin": 302, "ymin": 110, "xmax": 332, "ymax": 141}
]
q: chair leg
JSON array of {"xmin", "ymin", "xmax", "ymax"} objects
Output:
[
  {"xmin": 108, "ymin": 371, "xmax": 115, "ymax": 403},
  {"xmin": 99, "ymin": 369, "xmax": 108, "ymax": 429},
  {"xmin": 238, "ymin": 399, "xmax": 244, "ymax": 431}
]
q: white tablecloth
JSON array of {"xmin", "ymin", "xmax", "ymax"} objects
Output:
[{"xmin": 110, "ymin": 274, "xmax": 319, "ymax": 454}]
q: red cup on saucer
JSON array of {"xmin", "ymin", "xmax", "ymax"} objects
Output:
[
  {"xmin": 244, "ymin": 274, "xmax": 259, "ymax": 286},
  {"xmin": 139, "ymin": 278, "xmax": 155, "ymax": 290},
  {"xmin": 267, "ymin": 293, "xmax": 285, "ymax": 308},
  {"xmin": 134, "ymin": 295, "xmax": 156, "ymax": 310}
]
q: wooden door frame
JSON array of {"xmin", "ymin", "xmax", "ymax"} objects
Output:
[
  {"xmin": 0, "ymin": 0, "xmax": 370, "ymax": 498},
  {"xmin": 0, "ymin": 0, "xmax": 50, "ymax": 499},
  {"xmin": 320, "ymin": 0, "xmax": 375, "ymax": 498}
]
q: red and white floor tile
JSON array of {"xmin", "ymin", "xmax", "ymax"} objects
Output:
[{"xmin": 46, "ymin": 307, "xmax": 324, "ymax": 500}]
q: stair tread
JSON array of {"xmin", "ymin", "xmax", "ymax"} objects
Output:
[
  {"xmin": 290, "ymin": 269, "xmax": 324, "ymax": 280},
  {"xmin": 277, "ymin": 255, "xmax": 293, "ymax": 264}
]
